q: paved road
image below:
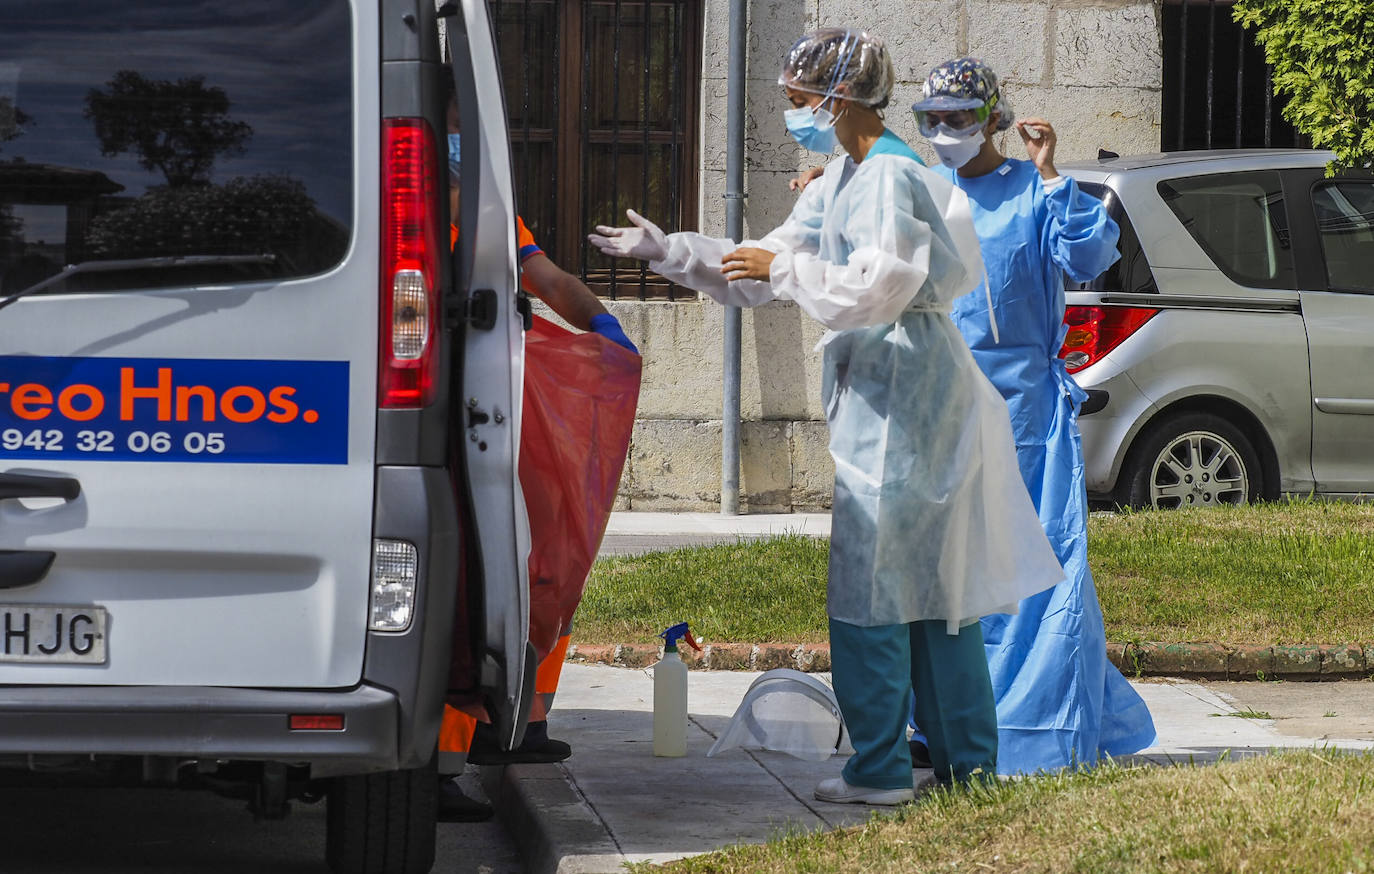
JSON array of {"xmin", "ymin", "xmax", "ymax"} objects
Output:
[{"xmin": 0, "ymin": 768, "xmax": 522, "ymax": 874}]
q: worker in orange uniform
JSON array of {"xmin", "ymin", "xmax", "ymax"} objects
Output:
[{"xmin": 438, "ymin": 78, "xmax": 639, "ymax": 822}]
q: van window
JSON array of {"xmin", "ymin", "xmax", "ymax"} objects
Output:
[
  {"xmin": 1065, "ymin": 181, "xmax": 1158, "ymax": 295},
  {"xmin": 1156, "ymin": 171, "xmax": 1296, "ymax": 290},
  {"xmin": 1311, "ymin": 181, "xmax": 1374, "ymax": 294},
  {"xmin": 0, "ymin": 0, "xmax": 352, "ymax": 297}
]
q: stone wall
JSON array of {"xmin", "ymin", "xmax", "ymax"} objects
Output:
[{"xmin": 581, "ymin": 0, "xmax": 1162, "ymax": 511}]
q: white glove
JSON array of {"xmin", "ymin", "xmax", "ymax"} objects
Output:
[{"xmin": 588, "ymin": 209, "xmax": 669, "ymax": 263}]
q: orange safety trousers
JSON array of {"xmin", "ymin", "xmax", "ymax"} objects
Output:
[{"xmin": 438, "ymin": 631, "xmax": 572, "ymax": 757}]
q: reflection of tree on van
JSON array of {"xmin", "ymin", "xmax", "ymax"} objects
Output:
[
  {"xmin": 0, "ymin": 96, "xmax": 33, "ymax": 276},
  {"xmin": 84, "ymin": 71, "xmax": 251, "ymax": 188},
  {"xmin": 0, "ymin": 96, "xmax": 31, "ymax": 151},
  {"xmin": 0, "ymin": 162, "xmax": 125, "ymax": 294},
  {"xmin": 47, "ymin": 70, "xmax": 349, "ymax": 285},
  {"xmin": 85, "ymin": 174, "xmax": 348, "ymax": 276}
]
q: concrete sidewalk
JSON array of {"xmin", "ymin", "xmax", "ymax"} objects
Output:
[{"xmin": 485, "ymin": 664, "xmax": 1374, "ymax": 874}]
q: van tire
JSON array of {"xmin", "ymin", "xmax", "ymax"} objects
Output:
[
  {"xmin": 1123, "ymin": 412, "xmax": 1263, "ymax": 510},
  {"xmin": 325, "ymin": 761, "xmax": 437, "ymax": 874}
]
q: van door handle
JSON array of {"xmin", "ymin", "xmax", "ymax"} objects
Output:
[
  {"xmin": 0, "ymin": 473, "xmax": 82, "ymax": 502},
  {"xmin": 0, "ymin": 551, "xmax": 57, "ymax": 588}
]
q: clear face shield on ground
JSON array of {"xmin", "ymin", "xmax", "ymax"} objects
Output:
[{"xmin": 707, "ymin": 669, "xmax": 855, "ymax": 762}]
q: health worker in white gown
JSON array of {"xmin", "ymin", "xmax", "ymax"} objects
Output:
[{"xmin": 590, "ymin": 27, "xmax": 1062, "ymax": 805}]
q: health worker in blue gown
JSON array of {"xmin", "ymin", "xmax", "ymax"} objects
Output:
[
  {"xmin": 909, "ymin": 57, "xmax": 1156, "ymax": 774},
  {"xmin": 591, "ymin": 30, "xmax": 1065, "ymax": 804}
]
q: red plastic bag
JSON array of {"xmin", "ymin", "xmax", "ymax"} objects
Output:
[{"xmin": 520, "ymin": 315, "xmax": 641, "ymax": 664}]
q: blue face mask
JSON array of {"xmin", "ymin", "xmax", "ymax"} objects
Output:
[
  {"xmin": 784, "ymin": 99, "xmax": 843, "ymax": 155},
  {"xmin": 447, "ymin": 133, "xmax": 461, "ymax": 181}
]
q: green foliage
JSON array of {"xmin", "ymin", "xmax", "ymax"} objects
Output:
[{"xmin": 1234, "ymin": 0, "xmax": 1374, "ymax": 173}]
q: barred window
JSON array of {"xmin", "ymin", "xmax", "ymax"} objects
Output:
[{"xmin": 492, "ymin": 0, "xmax": 701, "ymax": 300}]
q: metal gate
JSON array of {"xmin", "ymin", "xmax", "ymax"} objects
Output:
[
  {"xmin": 490, "ymin": 0, "xmax": 700, "ymax": 300},
  {"xmin": 1161, "ymin": 0, "xmax": 1307, "ymax": 152}
]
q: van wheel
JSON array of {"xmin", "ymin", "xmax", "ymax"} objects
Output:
[
  {"xmin": 325, "ymin": 761, "xmax": 437, "ymax": 874},
  {"xmin": 1123, "ymin": 412, "xmax": 1262, "ymax": 510}
]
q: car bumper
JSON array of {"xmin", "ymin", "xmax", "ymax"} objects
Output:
[
  {"xmin": 1076, "ymin": 360, "xmax": 1157, "ymax": 499},
  {"xmin": 0, "ymin": 683, "xmax": 399, "ymax": 773}
]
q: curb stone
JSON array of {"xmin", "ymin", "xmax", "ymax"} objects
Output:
[
  {"xmin": 480, "ymin": 762, "xmax": 625, "ymax": 874},
  {"xmin": 567, "ymin": 641, "xmax": 1372, "ymax": 680}
]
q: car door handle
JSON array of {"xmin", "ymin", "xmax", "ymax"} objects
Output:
[
  {"xmin": 0, "ymin": 550, "xmax": 57, "ymax": 589},
  {"xmin": 0, "ymin": 472, "xmax": 82, "ymax": 502}
]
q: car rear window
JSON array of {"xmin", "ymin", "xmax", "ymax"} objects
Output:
[
  {"xmin": 1065, "ymin": 181, "xmax": 1158, "ymax": 295},
  {"xmin": 1311, "ymin": 180, "xmax": 1374, "ymax": 293},
  {"xmin": 0, "ymin": 0, "xmax": 352, "ymax": 297},
  {"xmin": 1156, "ymin": 170, "xmax": 1296, "ymax": 290}
]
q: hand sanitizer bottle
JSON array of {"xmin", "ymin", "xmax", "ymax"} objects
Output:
[{"xmin": 653, "ymin": 622, "xmax": 701, "ymax": 757}]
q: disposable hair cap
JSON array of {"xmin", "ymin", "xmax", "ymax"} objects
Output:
[
  {"xmin": 778, "ymin": 27, "xmax": 895, "ymax": 109},
  {"xmin": 707, "ymin": 669, "xmax": 855, "ymax": 762}
]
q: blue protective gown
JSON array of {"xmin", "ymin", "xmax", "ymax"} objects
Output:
[{"xmin": 935, "ymin": 157, "xmax": 1157, "ymax": 774}]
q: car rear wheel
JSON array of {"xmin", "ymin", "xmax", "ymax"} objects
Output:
[
  {"xmin": 325, "ymin": 760, "xmax": 437, "ymax": 874},
  {"xmin": 1123, "ymin": 412, "xmax": 1262, "ymax": 510}
]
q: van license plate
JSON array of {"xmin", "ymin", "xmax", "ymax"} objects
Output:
[{"xmin": 0, "ymin": 605, "xmax": 108, "ymax": 664}]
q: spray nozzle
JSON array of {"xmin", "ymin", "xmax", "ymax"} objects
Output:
[{"xmin": 659, "ymin": 622, "xmax": 702, "ymax": 653}]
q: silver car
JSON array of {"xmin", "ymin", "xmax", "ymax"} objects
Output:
[{"xmin": 1059, "ymin": 149, "xmax": 1374, "ymax": 509}]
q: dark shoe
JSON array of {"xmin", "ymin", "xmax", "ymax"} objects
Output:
[
  {"xmin": 909, "ymin": 739, "xmax": 933, "ymax": 769},
  {"xmin": 467, "ymin": 720, "xmax": 571, "ymax": 766},
  {"xmin": 437, "ymin": 778, "xmax": 494, "ymax": 823}
]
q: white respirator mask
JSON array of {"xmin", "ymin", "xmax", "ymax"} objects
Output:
[{"xmin": 926, "ymin": 122, "xmax": 985, "ymax": 170}]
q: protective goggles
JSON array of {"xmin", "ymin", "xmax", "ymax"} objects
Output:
[{"xmin": 913, "ymin": 93, "xmax": 998, "ymax": 137}]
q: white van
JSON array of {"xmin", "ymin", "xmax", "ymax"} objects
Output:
[{"xmin": 0, "ymin": 1, "xmax": 531, "ymax": 870}]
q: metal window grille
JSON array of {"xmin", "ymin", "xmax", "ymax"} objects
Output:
[
  {"xmin": 490, "ymin": 0, "xmax": 700, "ymax": 300},
  {"xmin": 1161, "ymin": 0, "xmax": 1307, "ymax": 152}
]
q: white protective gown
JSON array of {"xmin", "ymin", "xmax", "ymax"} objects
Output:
[{"xmin": 649, "ymin": 131, "xmax": 1062, "ymax": 632}]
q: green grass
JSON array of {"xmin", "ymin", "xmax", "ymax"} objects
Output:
[
  {"xmin": 577, "ymin": 532, "xmax": 830, "ymax": 646},
  {"xmin": 1092, "ymin": 501, "xmax": 1374, "ymax": 645},
  {"xmin": 576, "ymin": 502, "xmax": 1374, "ymax": 646},
  {"xmin": 627, "ymin": 750, "xmax": 1374, "ymax": 874}
]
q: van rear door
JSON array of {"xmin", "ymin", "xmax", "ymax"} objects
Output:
[
  {"xmin": 445, "ymin": 0, "xmax": 534, "ymax": 748},
  {"xmin": 0, "ymin": 0, "xmax": 374, "ymax": 688}
]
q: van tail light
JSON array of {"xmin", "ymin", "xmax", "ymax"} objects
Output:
[
  {"xmin": 370, "ymin": 538, "xmax": 418, "ymax": 632},
  {"xmin": 379, "ymin": 118, "xmax": 441, "ymax": 408},
  {"xmin": 1059, "ymin": 305, "xmax": 1159, "ymax": 373}
]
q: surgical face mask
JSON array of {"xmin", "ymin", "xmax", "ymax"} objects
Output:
[
  {"xmin": 784, "ymin": 99, "xmax": 844, "ymax": 155},
  {"xmin": 927, "ymin": 124, "xmax": 985, "ymax": 170},
  {"xmin": 447, "ymin": 133, "xmax": 461, "ymax": 181}
]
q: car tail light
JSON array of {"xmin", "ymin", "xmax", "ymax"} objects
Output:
[
  {"xmin": 379, "ymin": 118, "xmax": 441, "ymax": 408},
  {"xmin": 1059, "ymin": 305, "xmax": 1159, "ymax": 373}
]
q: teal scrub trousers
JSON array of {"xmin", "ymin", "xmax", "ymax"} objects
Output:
[{"xmin": 830, "ymin": 617, "xmax": 998, "ymax": 788}]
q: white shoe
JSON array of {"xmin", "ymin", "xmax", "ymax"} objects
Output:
[{"xmin": 813, "ymin": 776, "xmax": 915, "ymax": 806}]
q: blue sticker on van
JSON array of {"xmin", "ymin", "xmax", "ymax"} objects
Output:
[{"xmin": 0, "ymin": 356, "xmax": 349, "ymax": 464}]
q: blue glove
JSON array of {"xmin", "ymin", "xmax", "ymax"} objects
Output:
[{"xmin": 588, "ymin": 313, "xmax": 639, "ymax": 355}]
